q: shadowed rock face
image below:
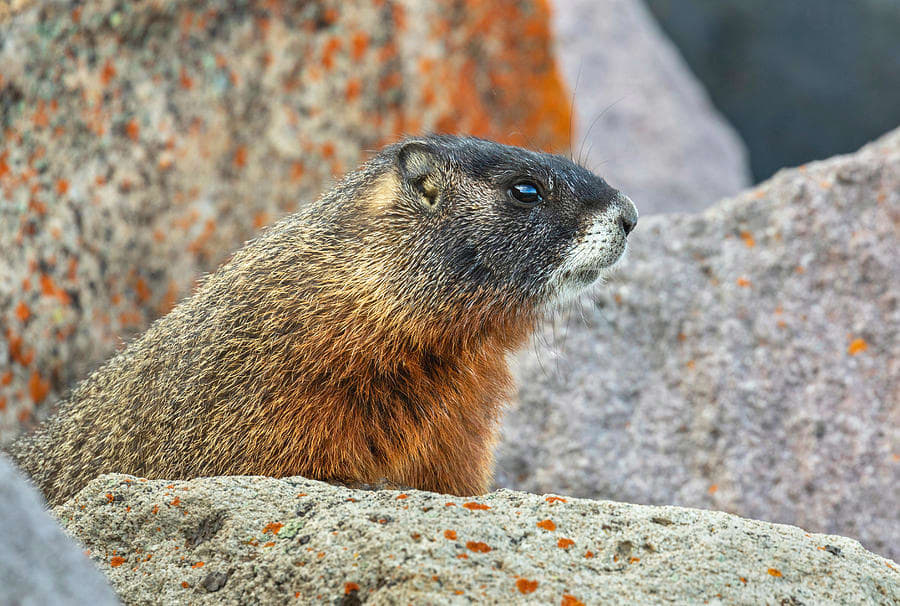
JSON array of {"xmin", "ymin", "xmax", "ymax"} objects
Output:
[
  {"xmin": 551, "ymin": 0, "xmax": 751, "ymax": 215},
  {"xmin": 0, "ymin": 0, "xmax": 571, "ymax": 442},
  {"xmin": 57, "ymin": 474, "xmax": 898, "ymax": 605},
  {"xmin": 0, "ymin": 455, "xmax": 119, "ymax": 605},
  {"xmin": 496, "ymin": 127, "xmax": 900, "ymax": 561}
]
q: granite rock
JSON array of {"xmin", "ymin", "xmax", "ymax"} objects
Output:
[
  {"xmin": 551, "ymin": 0, "xmax": 751, "ymax": 214},
  {"xmin": 0, "ymin": 454, "xmax": 119, "ymax": 606},
  {"xmin": 57, "ymin": 473, "xmax": 899, "ymax": 605},
  {"xmin": 0, "ymin": 0, "xmax": 571, "ymax": 443},
  {"xmin": 496, "ymin": 127, "xmax": 900, "ymax": 560}
]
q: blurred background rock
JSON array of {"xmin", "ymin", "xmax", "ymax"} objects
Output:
[{"xmin": 644, "ymin": 0, "xmax": 900, "ymax": 181}]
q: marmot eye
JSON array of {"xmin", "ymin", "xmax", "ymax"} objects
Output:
[{"xmin": 508, "ymin": 182, "xmax": 543, "ymax": 207}]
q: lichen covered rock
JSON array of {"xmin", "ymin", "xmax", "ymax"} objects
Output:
[
  {"xmin": 57, "ymin": 473, "xmax": 899, "ymax": 605},
  {"xmin": 497, "ymin": 127, "xmax": 900, "ymax": 561}
]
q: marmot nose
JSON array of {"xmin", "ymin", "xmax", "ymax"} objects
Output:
[{"xmin": 615, "ymin": 193, "xmax": 638, "ymax": 236}]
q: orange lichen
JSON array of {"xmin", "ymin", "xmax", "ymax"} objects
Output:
[
  {"xmin": 768, "ymin": 568, "xmax": 782, "ymax": 577},
  {"xmin": 545, "ymin": 496, "xmax": 567, "ymax": 504},
  {"xmin": 14, "ymin": 302, "xmax": 30, "ymax": 322},
  {"xmin": 462, "ymin": 502, "xmax": 490, "ymax": 510},
  {"xmin": 537, "ymin": 519, "xmax": 556, "ymax": 531},
  {"xmin": 708, "ymin": 484, "xmax": 718, "ymax": 494},
  {"xmin": 56, "ymin": 179, "xmax": 69, "ymax": 195},
  {"xmin": 351, "ymin": 32, "xmax": 368, "ymax": 61},
  {"xmin": 443, "ymin": 530, "xmax": 457, "ymax": 540},
  {"xmin": 557, "ymin": 538, "xmax": 574, "ymax": 549},
  {"xmin": 516, "ymin": 579, "xmax": 538, "ymax": 594},
  {"xmin": 263, "ymin": 522, "xmax": 284, "ymax": 535},
  {"xmin": 192, "ymin": 562, "xmax": 204, "ymax": 568},
  {"xmin": 740, "ymin": 231, "xmax": 755, "ymax": 248},
  {"xmin": 151, "ymin": 504, "xmax": 159, "ymax": 514},
  {"xmin": 456, "ymin": 553, "xmax": 468, "ymax": 559},
  {"xmin": 345, "ymin": 79, "xmax": 361, "ymax": 101},
  {"xmin": 233, "ymin": 146, "xmax": 247, "ymax": 168},
  {"xmin": 584, "ymin": 551, "xmax": 594, "ymax": 559},
  {"xmin": 126, "ymin": 119, "xmax": 140, "ymax": 141},
  {"xmin": 736, "ymin": 277, "xmax": 751, "ymax": 287},
  {"xmin": 561, "ymin": 595, "xmax": 585, "ymax": 606},
  {"xmin": 28, "ymin": 371, "xmax": 50, "ymax": 404},
  {"xmin": 629, "ymin": 557, "xmax": 640, "ymax": 564},
  {"xmin": 264, "ymin": 541, "xmax": 276, "ymax": 548},
  {"xmin": 344, "ymin": 582, "xmax": 360, "ymax": 594},
  {"xmin": 101, "ymin": 60, "xmax": 116, "ymax": 85},
  {"xmin": 110, "ymin": 556, "xmax": 126, "ymax": 567},
  {"xmin": 180, "ymin": 67, "xmax": 194, "ymax": 90},
  {"xmin": 181, "ymin": 581, "xmax": 189, "ymax": 589},
  {"xmin": 396, "ymin": 494, "xmax": 408, "ymax": 500},
  {"xmin": 466, "ymin": 541, "xmax": 491, "ymax": 553},
  {"xmin": 847, "ymin": 338, "xmax": 868, "ymax": 355},
  {"xmin": 169, "ymin": 496, "xmax": 180, "ymax": 506}
]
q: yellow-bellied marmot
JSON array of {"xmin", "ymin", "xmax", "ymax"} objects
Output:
[{"xmin": 8, "ymin": 135, "xmax": 638, "ymax": 506}]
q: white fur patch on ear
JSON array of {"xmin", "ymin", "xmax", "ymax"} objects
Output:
[{"xmin": 545, "ymin": 194, "xmax": 637, "ymax": 305}]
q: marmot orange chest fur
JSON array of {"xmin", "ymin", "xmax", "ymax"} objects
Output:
[{"xmin": 9, "ymin": 135, "xmax": 638, "ymax": 506}]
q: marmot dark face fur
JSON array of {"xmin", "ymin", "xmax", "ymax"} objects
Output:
[{"xmin": 8, "ymin": 135, "xmax": 638, "ymax": 506}]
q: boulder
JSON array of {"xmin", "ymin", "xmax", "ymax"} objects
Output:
[
  {"xmin": 0, "ymin": 0, "xmax": 570, "ymax": 443},
  {"xmin": 496, "ymin": 127, "xmax": 900, "ymax": 561},
  {"xmin": 57, "ymin": 473, "xmax": 899, "ymax": 605},
  {"xmin": 0, "ymin": 455, "xmax": 119, "ymax": 605},
  {"xmin": 551, "ymin": 0, "xmax": 751, "ymax": 214}
]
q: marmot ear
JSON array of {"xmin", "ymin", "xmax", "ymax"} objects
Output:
[{"xmin": 397, "ymin": 141, "xmax": 443, "ymax": 208}]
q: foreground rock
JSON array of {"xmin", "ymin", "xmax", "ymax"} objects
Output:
[
  {"xmin": 58, "ymin": 474, "xmax": 898, "ymax": 605},
  {"xmin": 497, "ymin": 127, "xmax": 900, "ymax": 560},
  {"xmin": 0, "ymin": 0, "xmax": 570, "ymax": 443},
  {"xmin": 0, "ymin": 455, "xmax": 118, "ymax": 605},
  {"xmin": 551, "ymin": 0, "xmax": 751, "ymax": 214}
]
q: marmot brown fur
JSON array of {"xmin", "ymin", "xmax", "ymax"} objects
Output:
[{"xmin": 8, "ymin": 135, "xmax": 637, "ymax": 506}]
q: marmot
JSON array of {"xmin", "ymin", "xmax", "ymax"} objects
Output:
[{"xmin": 8, "ymin": 135, "xmax": 637, "ymax": 506}]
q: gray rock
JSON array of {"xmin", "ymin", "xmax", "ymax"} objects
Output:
[
  {"xmin": 57, "ymin": 474, "xmax": 899, "ymax": 605},
  {"xmin": 552, "ymin": 0, "xmax": 752, "ymax": 214},
  {"xmin": 0, "ymin": 455, "xmax": 119, "ymax": 606},
  {"xmin": 496, "ymin": 127, "xmax": 900, "ymax": 560}
]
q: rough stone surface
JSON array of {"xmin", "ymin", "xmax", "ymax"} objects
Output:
[
  {"xmin": 0, "ymin": 0, "xmax": 570, "ymax": 443},
  {"xmin": 0, "ymin": 455, "xmax": 119, "ymax": 605},
  {"xmin": 551, "ymin": 0, "xmax": 751, "ymax": 214},
  {"xmin": 58, "ymin": 473, "xmax": 899, "ymax": 605},
  {"xmin": 496, "ymin": 128, "xmax": 900, "ymax": 560}
]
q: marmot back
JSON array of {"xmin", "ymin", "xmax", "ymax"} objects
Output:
[{"xmin": 8, "ymin": 135, "xmax": 638, "ymax": 506}]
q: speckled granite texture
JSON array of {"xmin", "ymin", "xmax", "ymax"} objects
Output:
[
  {"xmin": 57, "ymin": 474, "xmax": 899, "ymax": 605},
  {"xmin": 0, "ymin": 0, "xmax": 571, "ymax": 441},
  {"xmin": 497, "ymin": 127, "xmax": 900, "ymax": 561}
]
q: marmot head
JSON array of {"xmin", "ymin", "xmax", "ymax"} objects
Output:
[{"xmin": 316, "ymin": 135, "xmax": 637, "ymax": 344}]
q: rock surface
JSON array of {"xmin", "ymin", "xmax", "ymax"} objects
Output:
[
  {"xmin": 551, "ymin": 0, "xmax": 751, "ymax": 214},
  {"xmin": 497, "ymin": 127, "xmax": 900, "ymax": 560},
  {"xmin": 0, "ymin": 455, "xmax": 119, "ymax": 605},
  {"xmin": 0, "ymin": 0, "xmax": 570, "ymax": 443},
  {"xmin": 58, "ymin": 473, "xmax": 899, "ymax": 605}
]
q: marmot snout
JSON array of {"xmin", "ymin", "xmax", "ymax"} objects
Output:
[{"xmin": 9, "ymin": 134, "xmax": 638, "ymax": 505}]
